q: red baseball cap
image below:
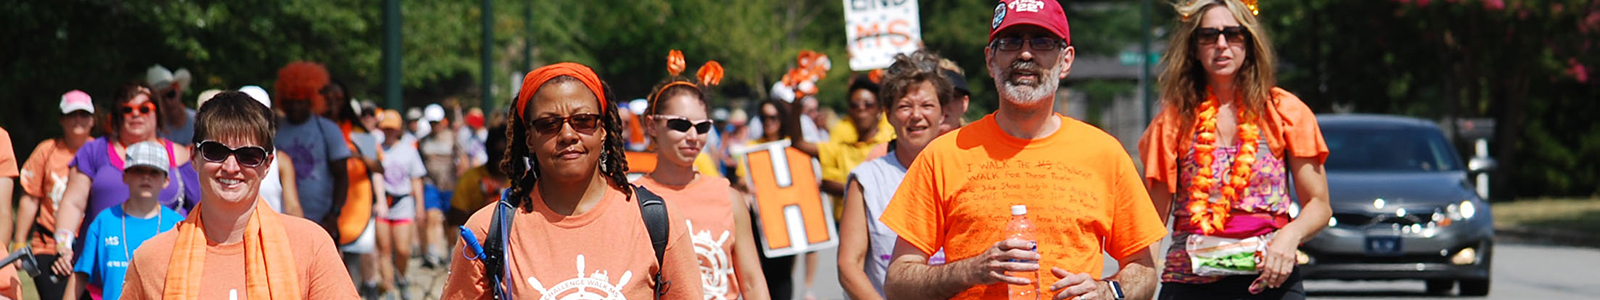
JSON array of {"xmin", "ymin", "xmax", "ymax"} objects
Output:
[{"xmin": 990, "ymin": 0, "xmax": 1072, "ymax": 46}]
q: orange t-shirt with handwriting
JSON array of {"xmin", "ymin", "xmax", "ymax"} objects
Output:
[
  {"xmin": 119, "ymin": 213, "xmax": 359, "ymax": 299},
  {"xmin": 635, "ymin": 175, "xmax": 744, "ymax": 300},
  {"xmin": 441, "ymin": 186, "xmax": 704, "ymax": 299},
  {"xmin": 879, "ymin": 114, "xmax": 1168, "ymax": 300}
]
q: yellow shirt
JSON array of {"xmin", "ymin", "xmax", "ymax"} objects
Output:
[
  {"xmin": 819, "ymin": 118, "xmax": 895, "ymax": 185},
  {"xmin": 451, "ymin": 165, "xmax": 507, "ymax": 214},
  {"xmin": 827, "ymin": 117, "xmax": 895, "ymax": 145}
]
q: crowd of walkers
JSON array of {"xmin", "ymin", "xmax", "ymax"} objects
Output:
[{"xmin": 0, "ymin": 1, "xmax": 1330, "ymax": 299}]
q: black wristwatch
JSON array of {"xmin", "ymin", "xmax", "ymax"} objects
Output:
[{"xmin": 1105, "ymin": 280, "xmax": 1125, "ymax": 300}]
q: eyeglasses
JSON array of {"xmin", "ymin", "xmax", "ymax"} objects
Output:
[
  {"xmin": 991, "ymin": 37, "xmax": 1068, "ymax": 52},
  {"xmin": 121, "ymin": 102, "xmax": 156, "ymax": 117},
  {"xmin": 849, "ymin": 100, "xmax": 877, "ymax": 110},
  {"xmin": 529, "ymin": 113, "xmax": 602, "ymax": 135},
  {"xmin": 197, "ymin": 141, "xmax": 271, "ymax": 168},
  {"xmin": 657, "ymin": 116, "xmax": 713, "ymax": 134},
  {"xmin": 1196, "ymin": 26, "xmax": 1248, "ymax": 45}
]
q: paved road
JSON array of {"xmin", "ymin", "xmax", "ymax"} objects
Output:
[
  {"xmin": 1303, "ymin": 243, "xmax": 1600, "ymax": 300},
  {"xmin": 397, "ymin": 242, "xmax": 1600, "ymax": 300},
  {"xmin": 773, "ymin": 243, "xmax": 1600, "ymax": 300}
]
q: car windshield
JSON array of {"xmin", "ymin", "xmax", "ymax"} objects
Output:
[{"xmin": 1323, "ymin": 125, "xmax": 1463, "ymax": 172}]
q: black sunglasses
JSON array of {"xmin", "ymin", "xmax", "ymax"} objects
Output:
[
  {"xmin": 197, "ymin": 141, "xmax": 271, "ymax": 168},
  {"xmin": 658, "ymin": 116, "xmax": 713, "ymax": 134},
  {"xmin": 991, "ymin": 37, "xmax": 1067, "ymax": 51},
  {"xmin": 530, "ymin": 113, "xmax": 602, "ymax": 135},
  {"xmin": 1196, "ymin": 26, "xmax": 1248, "ymax": 45}
]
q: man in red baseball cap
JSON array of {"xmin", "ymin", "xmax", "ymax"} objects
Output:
[{"xmin": 878, "ymin": 1, "xmax": 1166, "ymax": 299}]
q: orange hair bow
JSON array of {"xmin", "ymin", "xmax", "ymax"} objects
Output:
[
  {"xmin": 667, "ymin": 50, "xmax": 687, "ymax": 77},
  {"xmin": 697, "ymin": 61, "xmax": 724, "ymax": 86},
  {"xmin": 650, "ymin": 50, "xmax": 724, "ymax": 110}
]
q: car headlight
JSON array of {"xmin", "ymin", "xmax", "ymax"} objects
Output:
[{"xmin": 1446, "ymin": 200, "xmax": 1477, "ymax": 220}]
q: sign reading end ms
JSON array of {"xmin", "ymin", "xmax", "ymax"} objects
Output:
[{"xmin": 844, "ymin": 0, "xmax": 923, "ymax": 71}]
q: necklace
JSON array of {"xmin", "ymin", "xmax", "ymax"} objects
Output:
[
  {"xmin": 1187, "ymin": 91, "xmax": 1260, "ymax": 235},
  {"xmin": 120, "ymin": 206, "xmax": 163, "ymax": 264}
]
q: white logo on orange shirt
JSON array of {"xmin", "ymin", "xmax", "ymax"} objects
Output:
[
  {"xmin": 1010, "ymin": 0, "xmax": 1045, "ymax": 12},
  {"xmin": 526, "ymin": 254, "xmax": 633, "ymax": 300},
  {"xmin": 50, "ymin": 172, "xmax": 67, "ymax": 209},
  {"xmin": 688, "ymin": 220, "xmax": 734, "ymax": 300}
]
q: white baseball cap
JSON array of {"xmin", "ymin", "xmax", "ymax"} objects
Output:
[
  {"xmin": 195, "ymin": 89, "xmax": 224, "ymax": 108},
  {"xmin": 123, "ymin": 141, "xmax": 170, "ymax": 174},
  {"xmin": 60, "ymin": 90, "xmax": 95, "ymax": 114},
  {"xmin": 238, "ymin": 85, "xmax": 272, "ymax": 108},
  {"xmin": 424, "ymin": 104, "xmax": 446, "ymax": 122}
]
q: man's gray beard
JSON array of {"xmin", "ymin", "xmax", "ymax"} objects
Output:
[{"xmin": 999, "ymin": 64, "xmax": 1062, "ymax": 106}]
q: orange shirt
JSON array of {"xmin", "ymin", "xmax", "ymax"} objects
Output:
[
  {"xmin": 442, "ymin": 186, "xmax": 704, "ymax": 299},
  {"xmin": 1138, "ymin": 87, "xmax": 1330, "ymax": 193},
  {"xmin": 634, "ymin": 175, "xmax": 742, "ymax": 300},
  {"xmin": 0, "ymin": 248, "xmax": 17, "ymax": 299},
  {"xmin": 0, "ymin": 128, "xmax": 16, "ymax": 299},
  {"xmin": 879, "ymin": 114, "xmax": 1168, "ymax": 300},
  {"xmin": 120, "ymin": 213, "xmax": 359, "ymax": 299},
  {"xmin": 19, "ymin": 139, "xmax": 77, "ymax": 254}
]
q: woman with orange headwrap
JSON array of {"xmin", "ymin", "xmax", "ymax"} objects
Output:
[
  {"xmin": 634, "ymin": 50, "xmax": 771, "ymax": 300},
  {"xmin": 1139, "ymin": 1, "xmax": 1330, "ymax": 299},
  {"xmin": 442, "ymin": 62, "xmax": 703, "ymax": 299},
  {"xmin": 120, "ymin": 91, "xmax": 358, "ymax": 299}
]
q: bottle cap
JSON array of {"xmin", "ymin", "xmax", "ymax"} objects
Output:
[{"xmin": 1011, "ymin": 205, "xmax": 1027, "ymax": 216}]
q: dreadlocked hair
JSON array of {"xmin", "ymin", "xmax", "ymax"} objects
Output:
[{"xmin": 501, "ymin": 76, "xmax": 633, "ymax": 213}]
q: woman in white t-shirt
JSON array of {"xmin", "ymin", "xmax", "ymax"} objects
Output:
[
  {"xmin": 837, "ymin": 51, "xmax": 953, "ymax": 300},
  {"xmin": 376, "ymin": 109, "xmax": 428, "ymax": 293}
]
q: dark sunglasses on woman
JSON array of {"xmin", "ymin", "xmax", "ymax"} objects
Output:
[
  {"xmin": 530, "ymin": 113, "xmax": 602, "ymax": 134},
  {"xmin": 1196, "ymin": 26, "xmax": 1248, "ymax": 45},
  {"xmin": 658, "ymin": 116, "xmax": 713, "ymax": 134},
  {"xmin": 197, "ymin": 141, "xmax": 271, "ymax": 168}
]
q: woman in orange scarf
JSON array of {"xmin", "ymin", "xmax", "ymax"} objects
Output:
[
  {"xmin": 1138, "ymin": 0, "xmax": 1331, "ymax": 299},
  {"xmin": 442, "ymin": 62, "xmax": 702, "ymax": 299},
  {"xmin": 119, "ymin": 91, "xmax": 358, "ymax": 299}
]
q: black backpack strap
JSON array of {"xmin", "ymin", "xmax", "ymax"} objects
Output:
[
  {"xmin": 483, "ymin": 189, "xmax": 516, "ymax": 299},
  {"xmin": 632, "ymin": 185, "xmax": 671, "ymax": 300}
]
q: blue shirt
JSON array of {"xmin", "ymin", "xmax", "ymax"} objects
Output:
[
  {"xmin": 275, "ymin": 116, "xmax": 353, "ymax": 221},
  {"xmin": 74, "ymin": 204, "xmax": 183, "ymax": 300}
]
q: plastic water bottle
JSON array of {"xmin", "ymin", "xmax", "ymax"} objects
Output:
[{"xmin": 1007, "ymin": 205, "xmax": 1040, "ymax": 300}]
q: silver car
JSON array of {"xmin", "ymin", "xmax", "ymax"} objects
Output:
[{"xmin": 1299, "ymin": 114, "xmax": 1494, "ymax": 296}]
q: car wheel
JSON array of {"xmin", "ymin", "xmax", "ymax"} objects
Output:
[
  {"xmin": 1459, "ymin": 278, "xmax": 1490, "ymax": 296},
  {"xmin": 1425, "ymin": 279, "xmax": 1454, "ymax": 295}
]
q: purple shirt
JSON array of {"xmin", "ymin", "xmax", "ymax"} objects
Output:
[{"xmin": 68, "ymin": 137, "xmax": 199, "ymax": 235}]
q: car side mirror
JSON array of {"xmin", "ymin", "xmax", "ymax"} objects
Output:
[{"xmin": 1468, "ymin": 157, "xmax": 1497, "ymax": 174}]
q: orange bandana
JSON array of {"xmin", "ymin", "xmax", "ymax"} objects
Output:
[
  {"xmin": 163, "ymin": 199, "xmax": 302, "ymax": 300},
  {"xmin": 514, "ymin": 63, "xmax": 607, "ymax": 122}
]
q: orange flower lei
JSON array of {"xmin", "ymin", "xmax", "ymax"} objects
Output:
[{"xmin": 1188, "ymin": 91, "xmax": 1260, "ymax": 234}]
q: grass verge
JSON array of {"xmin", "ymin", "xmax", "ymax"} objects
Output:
[{"xmin": 1492, "ymin": 197, "xmax": 1600, "ymax": 234}]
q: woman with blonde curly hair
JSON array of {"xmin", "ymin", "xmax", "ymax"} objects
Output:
[{"xmin": 1139, "ymin": 0, "xmax": 1331, "ymax": 299}]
